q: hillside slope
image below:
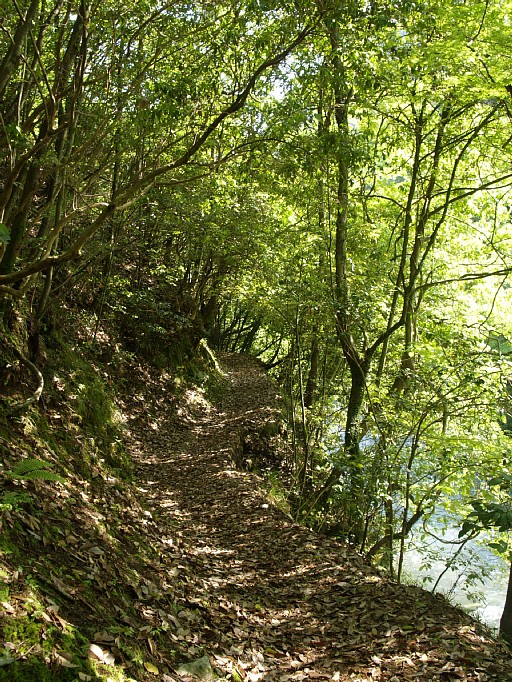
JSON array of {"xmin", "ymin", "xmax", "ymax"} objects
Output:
[{"xmin": 1, "ymin": 352, "xmax": 512, "ymax": 681}]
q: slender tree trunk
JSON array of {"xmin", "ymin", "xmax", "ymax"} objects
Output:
[
  {"xmin": 0, "ymin": 0, "xmax": 39, "ymax": 97},
  {"xmin": 304, "ymin": 334, "xmax": 319, "ymax": 409},
  {"xmin": 500, "ymin": 561, "xmax": 512, "ymax": 643},
  {"xmin": 302, "ymin": 16, "xmax": 367, "ymax": 530}
]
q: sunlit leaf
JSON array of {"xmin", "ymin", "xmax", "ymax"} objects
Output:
[
  {"xmin": 144, "ymin": 661, "xmax": 159, "ymax": 674},
  {"xmin": 0, "ymin": 223, "xmax": 9, "ymax": 244}
]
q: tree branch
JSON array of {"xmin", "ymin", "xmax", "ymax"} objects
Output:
[
  {"xmin": 0, "ymin": 22, "xmax": 315, "ymax": 290},
  {"xmin": 366, "ymin": 506, "xmax": 424, "ymax": 561},
  {"xmin": 8, "ymin": 346, "xmax": 44, "ymax": 414}
]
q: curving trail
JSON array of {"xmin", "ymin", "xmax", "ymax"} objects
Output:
[{"xmin": 127, "ymin": 353, "xmax": 512, "ymax": 682}]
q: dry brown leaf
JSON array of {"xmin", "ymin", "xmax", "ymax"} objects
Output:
[
  {"xmin": 148, "ymin": 637, "xmax": 157, "ymax": 655},
  {"xmin": 87, "ymin": 643, "xmax": 104, "ymax": 661},
  {"xmin": 94, "ymin": 631, "xmax": 116, "ymax": 643},
  {"xmin": 87, "ymin": 643, "xmax": 114, "ymax": 665},
  {"xmin": 54, "ymin": 652, "xmax": 78, "ymax": 668}
]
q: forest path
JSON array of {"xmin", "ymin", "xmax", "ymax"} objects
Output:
[{"xmin": 127, "ymin": 353, "xmax": 510, "ymax": 682}]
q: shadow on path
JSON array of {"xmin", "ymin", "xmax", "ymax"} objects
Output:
[{"xmin": 129, "ymin": 353, "xmax": 512, "ymax": 682}]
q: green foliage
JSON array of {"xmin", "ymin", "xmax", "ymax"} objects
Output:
[
  {"xmin": 41, "ymin": 335, "xmax": 131, "ymax": 478},
  {"xmin": 461, "ymin": 500, "xmax": 512, "ymax": 535},
  {"xmin": 0, "ymin": 662, "xmax": 79, "ymax": 681},
  {"xmin": 73, "ymin": 377, "xmax": 113, "ymax": 436},
  {"xmin": 460, "ymin": 474, "xmax": 512, "ymax": 538},
  {"xmin": 0, "ymin": 223, "xmax": 9, "ymax": 245},
  {"xmin": 0, "ymin": 491, "xmax": 33, "ymax": 510},
  {"xmin": 487, "ymin": 333, "xmax": 512, "ymax": 357},
  {"xmin": 111, "ymin": 281, "xmax": 195, "ymax": 368},
  {"xmin": 0, "ymin": 0, "xmax": 511, "ymax": 632},
  {"xmin": 7, "ymin": 458, "xmax": 65, "ymax": 484},
  {"xmin": 1, "ymin": 459, "xmax": 63, "ymax": 511},
  {"xmin": 264, "ymin": 471, "xmax": 292, "ymax": 518},
  {"xmin": 0, "ymin": 607, "xmax": 93, "ymax": 681}
]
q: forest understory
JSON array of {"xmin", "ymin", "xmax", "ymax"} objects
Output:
[
  {"xmin": 2, "ymin": 349, "xmax": 512, "ymax": 682},
  {"xmin": 3, "ymin": 1, "xmax": 512, "ymax": 679}
]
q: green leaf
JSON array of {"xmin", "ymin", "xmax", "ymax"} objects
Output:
[
  {"xmin": 489, "ymin": 541, "xmax": 509, "ymax": 553},
  {"xmin": 0, "ymin": 223, "xmax": 9, "ymax": 245},
  {"xmin": 459, "ymin": 520, "xmax": 476, "ymax": 536},
  {"xmin": 487, "ymin": 333, "xmax": 512, "ymax": 356},
  {"xmin": 144, "ymin": 662, "xmax": 159, "ymax": 675},
  {"xmin": 9, "ymin": 458, "xmax": 65, "ymax": 484},
  {"xmin": 488, "ymin": 475, "xmax": 511, "ymax": 487},
  {"xmin": 488, "ymin": 474, "xmax": 512, "ymax": 489},
  {"xmin": 10, "ymin": 458, "xmax": 54, "ymax": 477},
  {"xmin": 0, "ymin": 655, "xmax": 15, "ymax": 667},
  {"xmin": 18, "ymin": 470, "xmax": 65, "ymax": 483}
]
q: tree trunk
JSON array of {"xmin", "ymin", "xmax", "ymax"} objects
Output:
[
  {"xmin": 304, "ymin": 334, "xmax": 319, "ymax": 409},
  {"xmin": 0, "ymin": 0, "xmax": 39, "ymax": 97},
  {"xmin": 500, "ymin": 560, "xmax": 512, "ymax": 643}
]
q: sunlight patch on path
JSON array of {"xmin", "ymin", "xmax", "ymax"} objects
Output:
[{"xmin": 125, "ymin": 353, "xmax": 512, "ymax": 681}]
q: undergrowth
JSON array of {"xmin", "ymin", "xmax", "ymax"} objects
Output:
[
  {"xmin": 0, "ymin": 321, "xmax": 142, "ymax": 679},
  {"xmin": 0, "ymin": 313, "xmax": 225, "ymax": 681}
]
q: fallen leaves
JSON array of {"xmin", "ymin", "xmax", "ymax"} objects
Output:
[
  {"xmin": 144, "ymin": 660, "xmax": 160, "ymax": 674},
  {"xmin": 54, "ymin": 650, "xmax": 78, "ymax": 668},
  {"xmin": 87, "ymin": 643, "xmax": 115, "ymax": 666},
  {"xmin": 3, "ymin": 353, "xmax": 512, "ymax": 682}
]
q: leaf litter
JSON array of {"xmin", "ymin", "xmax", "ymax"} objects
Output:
[
  {"xmin": 1, "ymin": 352, "xmax": 511, "ymax": 680},
  {"xmin": 127, "ymin": 353, "xmax": 512, "ymax": 681}
]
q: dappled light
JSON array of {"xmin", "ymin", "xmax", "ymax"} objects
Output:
[
  {"xmin": 2, "ymin": 0, "xmax": 512, "ymax": 678},
  {"xmin": 2, "ymin": 350, "xmax": 511, "ymax": 679},
  {"xmin": 120, "ymin": 353, "xmax": 512, "ymax": 680}
]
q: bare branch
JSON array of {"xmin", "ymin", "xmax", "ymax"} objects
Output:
[{"xmin": 7, "ymin": 345, "xmax": 44, "ymax": 414}]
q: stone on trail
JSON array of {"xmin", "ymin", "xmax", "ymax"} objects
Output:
[{"xmin": 176, "ymin": 654, "xmax": 214, "ymax": 680}]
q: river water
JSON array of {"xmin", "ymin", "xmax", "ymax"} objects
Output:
[
  {"xmin": 328, "ymin": 430, "xmax": 509, "ymax": 629},
  {"xmin": 401, "ymin": 520, "xmax": 509, "ymax": 631}
]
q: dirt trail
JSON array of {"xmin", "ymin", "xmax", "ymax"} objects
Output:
[{"xmin": 128, "ymin": 353, "xmax": 512, "ymax": 681}]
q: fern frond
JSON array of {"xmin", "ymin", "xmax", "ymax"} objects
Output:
[
  {"xmin": 8, "ymin": 458, "xmax": 65, "ymax": 483},
  {"xmin": 11, "ymin": 458, "xmax": 54, "ymax": 477},
  {"xmin": 18, "ymin": 470, "xmax": 65, "ymax": 483},
  {"xmin": 1, "ymin": 491, "xmax": 33, "ymax": 507}
]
